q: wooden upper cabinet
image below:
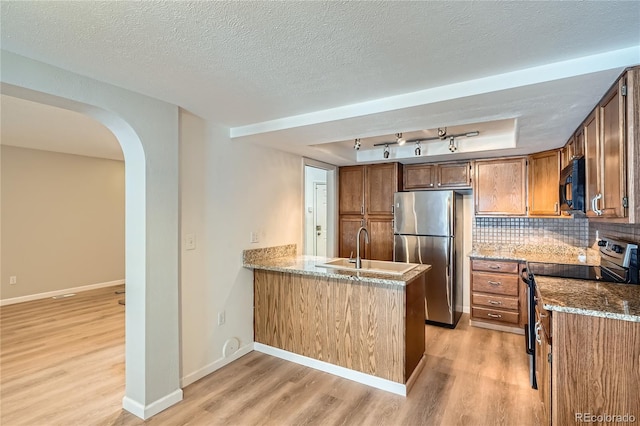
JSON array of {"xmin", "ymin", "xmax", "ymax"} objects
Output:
[
  {"xmin": 598, "ymin": 78, "xmax": 626, "ymax": 218},
  {"xmin": 474, "ymin": 157, "xmax": 527, "ymax": 215},
  {"xmin": 584, "ymin": 77, "xmax": 628, "ymax": 219},
  {"xmin": 366, "ymin": 163, "xmax": 398, "ymax": 216},
  {"xmin": 403, "ymin": 161, "xmax": 470, "ymax": 190},
  {"xmin": 573, "ymin": 127, "xmax": 585, "ymax": 159},
  {"xmin": 528, "ymin": 150, "xmax": 561, "ymax": 216},
  {"xmin": 584, "ymin": 110, "xmax": 599, "ymax": 217},
  {"xmin": 339, "ymin": 166, "xmax": 364, "ymax": 215},
  {"xmin": 404, "ymin": 164, "xmax": 436, "ymax": 190},
  {"xmin": 437, "ymin": 162, "xmax": 471, "ymax": 188}
]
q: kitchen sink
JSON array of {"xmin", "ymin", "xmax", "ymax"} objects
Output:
[{"xmin": 317, "ymin": 258, "xmax": 419, "ymax": 276}]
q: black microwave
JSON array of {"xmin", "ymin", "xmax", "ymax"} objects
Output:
[{"xmin": 559, "ymin": 157, "xmax": 585, "ymax": 213}]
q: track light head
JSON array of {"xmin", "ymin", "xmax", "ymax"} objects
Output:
[
  {"xmin": 448, "ymin": 137, "xmax": 457, "ymax": 152},
  {"xmin": 414, "ymin": 142, "xmax": 421, "ymax": 156},
  {"xmin": 438, "ymin": 127, "xmax": 447, "ymax": 139},
  {"xmin": 354, "ymin": 138, "xmax": 361, "ymax": 150},
  {"xmin": 396, "ymin": 133, "xmax": 406, "ymax": 146},
  {"xmin": 383, "ymin": 144, "xmax": 390, "ymax": 159}
]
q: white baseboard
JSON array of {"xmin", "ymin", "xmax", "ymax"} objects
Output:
[
  {"xmin": 0, "ymin": 279, "xmax": 125, "ymax": 306},
  {"xmin": 122, "ymin": 388, "xmax": 183, "ymax": 420},
  {"xmin": 181, "ymin": 343, "xmax": 253, "ymax": 387},
  {"xmin": 463, "ymin": 305, "xmax": 470, "ymax": 314},
  {"xmin": 254, "ymin": 342, "xmax": 407, "ymax": 396}
]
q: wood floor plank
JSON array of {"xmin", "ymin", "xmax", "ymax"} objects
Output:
[{"xmin": 1, "ymin": 286, "xmax": 543, "ymax": 426}]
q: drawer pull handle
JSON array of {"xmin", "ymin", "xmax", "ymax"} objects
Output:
[
  {"xmin": 488, "ymin": 313, "xmax": 502, "ymax": 319},
  {"xmin": 488, "ymin": 300, "xmax": 502, "ymax": 305},
  {"xmin": 488, "ymin": 281, "xmax": 501, "ymax": 286},
  {"xmin": 488, "ymin": 265, "xmax": 501, "ymax": 270}
]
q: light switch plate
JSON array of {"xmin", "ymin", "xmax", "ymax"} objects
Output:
[{"xmin": 185, "ymin": 233, "xmax": 196, "ymax": 250}]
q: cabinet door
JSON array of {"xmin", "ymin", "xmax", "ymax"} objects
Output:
[
  {"xmin": 474, "ymin": 157, "xmax": 527, "ymax": 215},
  {"xmin": 339, "ymin": 216, "xmax": 365, "ymax": 258},
  {"xmin": 528, "ymin": 150, "xmax": 560, "ymax": 216},
  {"xmin": 339, "ymin": 166, "xmax": 364, "ymax": 215},
  {"xmin": 584, "ymin": 110, "xmax": 599, "ymax": 217},
  {"xmin": 573, "ymin": 127, "xmax": 585, "ymax": 159},
  {"xmin": 437, "ymin": 162, "xmax": 471, "ymax": 188},
  {"xmin": 367, "ymin": 217, "xmax": 394, "ymax": 261},
  {"xmin": 366, "ymin": 163, "xmax": 397, "ymax": 215},
  {"xmin": 404, "ymin": 164, "xmax": 436, "ymax": 190},
  {"xmin": 598, "ymin": 80, "xmax": 627, "ymax": 218},
  {"xmin": 563, "ymin": 135, "xmax": 575, "ymax": 167}
]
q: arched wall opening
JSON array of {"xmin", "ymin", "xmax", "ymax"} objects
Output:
[{"xmin": 1, "ymin": 52, "xmax": 182, "ymax": 419}]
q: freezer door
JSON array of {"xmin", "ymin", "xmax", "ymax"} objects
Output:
[
  {"xmin": 393, "ymin": 191, "xmax": 453, "ymax": 237},
  {"xmin": 394, "ymin": 235, "xmax": 455, "ymax": 325}
]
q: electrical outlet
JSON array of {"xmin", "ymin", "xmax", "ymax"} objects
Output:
[
  {"xmin": 218, "ymin": 311, "xmax": 226, "ymax": 326},
  {"xmin": 250, "ymin": 232, "xmax": 259, "ymax": 244},
  {"xmin": 9, "ymin": 276, "xmax": 17, "ymax": 285}
]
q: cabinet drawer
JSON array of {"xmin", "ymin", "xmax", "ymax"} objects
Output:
[
  {"xmin": 472, "ymin": 272, "xmax": 519, "ymax": 296},
  {"xmin": 471, "ymin": 260, "xmax": 519, "ymax": 273},
  {"xmin": 472, "ymin": 293, "xmax": 519, "ymax": 311},
  {"xmin": 472, "ymin": 307, "xmax": 519, "ymax": 325}
]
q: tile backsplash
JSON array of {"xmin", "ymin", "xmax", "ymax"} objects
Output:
[
  {"xmin": 473, "ymin": 217, "xmax": 589, "ymax": 248},
  {"xmin": 588, "ymin": 222, "xmax": 640, "ymax": 246}
]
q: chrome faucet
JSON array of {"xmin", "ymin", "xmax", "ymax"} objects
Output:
[{"xmin": 355, "ymin": 226, "xmax": 369, "ymax": 269}]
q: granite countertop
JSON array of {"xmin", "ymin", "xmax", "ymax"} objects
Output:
[
  {"xmin": 536, "ymin": 276, "xmax": 640, "ymax": 322},
  {"xmin": 467, "ymin": 244, "xmax": 600, "ymax": 266},
  {"xmin": 243, "ymin": 255, "xmax": 431, "ymax": 287}
]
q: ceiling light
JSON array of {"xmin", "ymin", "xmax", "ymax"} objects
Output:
[
  {"xmin": 415, "ymin": 142, "xmax": 421, "ymax": 156},
  {"xmin": 354, "ymin": 138, "xmax": 361, "ymax": 150},
  {"xmin": 383, "ymin": 144, "xmax": 390, "ymax": 159},
  {"xmin": 448, "ymin": 137, "xmax": 457, "ymax": 152},
  {"xmin": 396, "ymin": 133, "xmax": 406, "ymax": 146}
]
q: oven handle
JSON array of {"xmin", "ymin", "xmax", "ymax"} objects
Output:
[{"xmin": 524, "ymin": 325, "xmax": 533, "ymax": 355}]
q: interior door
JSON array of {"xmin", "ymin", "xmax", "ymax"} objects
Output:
[{"xmin": 314, "ymin": 183, "xmax": 327, "ymax": 256}]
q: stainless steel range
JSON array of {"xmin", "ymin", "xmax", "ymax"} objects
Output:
[{"xmin": 522, "ymin": 236, "xmax": 639, "ymax": 389}]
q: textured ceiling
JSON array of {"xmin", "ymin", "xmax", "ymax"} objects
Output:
[{"xmin": 1, "ymin": 1, "xmax": 639, "ymax": 164}]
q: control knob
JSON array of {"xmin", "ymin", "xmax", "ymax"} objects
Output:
[
  {"xmin": 611, "ymin": 244, "xmax": 624, "ymax": 254},
  {"xmin": 597, "ymin": 240, "xmax": 607, "ymax": 247}
]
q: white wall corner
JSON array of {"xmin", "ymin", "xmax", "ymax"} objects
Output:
[
  {"xmin": 181, "ymin": 343, "xmax": 254, "ymax": 387},
  {"xmin": 122, "ymin": 388, "xmax": 183, "ymax": 420}
]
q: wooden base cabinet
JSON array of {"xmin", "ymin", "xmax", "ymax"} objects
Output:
[
  {"xmin": 470, "ymin": 259, "xmax": 522, "ymax": 332},
  {"xmin": 548, "ymin": 312, "xmax": 640, "ymax": 425}
]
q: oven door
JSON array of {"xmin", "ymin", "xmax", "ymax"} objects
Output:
[{"xmin": 522, "ymin": 266, "xmax": 537, "ymax": 389}]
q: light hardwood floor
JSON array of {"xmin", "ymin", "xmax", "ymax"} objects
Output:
[{"xmin": 1, "ymin": 286, "xmax": 543, "ymax": 425}]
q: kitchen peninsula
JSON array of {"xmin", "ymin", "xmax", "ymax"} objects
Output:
[{"xmin": 243, "ymin": 244, "xmax": 431, "ymax": 395}]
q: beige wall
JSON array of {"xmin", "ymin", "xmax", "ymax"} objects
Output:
[
  {"xmin": 179, "ymin": 110, "xmax": 303, "ymax": 385},
  {"xmin": 1, "ymin": 145, "xmax": 125, "ymax": 300}
]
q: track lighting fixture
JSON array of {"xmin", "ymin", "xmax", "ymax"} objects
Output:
[
  {"xmin": 438, "ymin": 128, "xmax": 447, "ymax": 139},
  {"xmin": 354, "ymin": 138, "xmax": 361, "ymax": 150},
  {"xmin": 415, "ymin": 142, "xmax": 421, "ymax": 156},
  {"xmin": 448, "ymin": 137, "xmax": 457, "ymax": 152},
  {"xmin": 383, "ymin": 144, "xmax": 390, "ymax": 159},
  {"xmin": 396, "ymin": 133, "xmax": 406, "ymax": 146}
]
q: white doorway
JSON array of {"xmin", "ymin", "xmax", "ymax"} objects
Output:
[
  {"xmin": 303, "ymin": 159, "xmax": 337, "ymax": 257},
  {"xmin": 313, "ymin": 182, "xmax": 328, "ymax": 256}
]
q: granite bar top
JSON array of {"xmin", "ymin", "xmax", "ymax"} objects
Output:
[
  {"xmin": 243, "ymin": 254, "xmax": 431, "ymax": 287},
  {"xmin": 536, "ymin": 276, "xmax": 640, "ymax": 322},
  {"xmin": 467, "ymin": 244, "xmax": 600, "ymax": 266}
]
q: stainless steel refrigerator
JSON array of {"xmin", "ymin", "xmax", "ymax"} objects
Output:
[{"xmin": 394, "ymin": 191, "xmax": 464, "ymax": 328}]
